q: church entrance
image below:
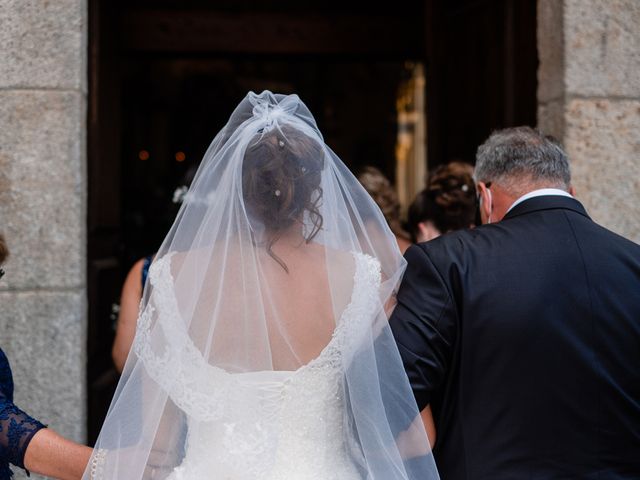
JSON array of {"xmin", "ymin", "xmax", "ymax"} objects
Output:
[{"xmin": 87, "ymin": 0, "xmax": 536, "ymax": 442}]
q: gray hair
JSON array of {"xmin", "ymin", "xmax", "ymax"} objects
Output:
[{"xmin": 474, "ymin": 126, "xmax": 571, "ymax": 195}]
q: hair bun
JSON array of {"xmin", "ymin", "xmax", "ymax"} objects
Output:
[
  {"xmin": 242, "ymin": 127, "xmax": 324, "ymax": 270},
  {"xmin": 407, "ymin": 161, "xmax": 477, "ymax": 241},
  {"xmin": 427, "ymin": 162, "xmax": 475, "ymax": 210}
]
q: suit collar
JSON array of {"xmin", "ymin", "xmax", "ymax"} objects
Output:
[{"xmin": 502, "ymin": 194, "xmax": 591, "ymax": 221}]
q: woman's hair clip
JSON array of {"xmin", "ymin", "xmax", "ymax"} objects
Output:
[{"xmin": 172, "ymin": 185, "xmax": 189, "ymax": 204}]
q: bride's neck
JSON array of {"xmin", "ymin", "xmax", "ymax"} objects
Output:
[{"xmin": 272, "ymin": 225, "xmax": 307, "ymax": 249}]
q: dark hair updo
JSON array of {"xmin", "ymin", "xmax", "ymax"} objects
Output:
[
  {"xmin": 407, "ymin": 161, "xmax": 476, "ymax": 241},
  {"xmin": 242, "ymin": 126, "xmax": 324, "ymax": 270}
]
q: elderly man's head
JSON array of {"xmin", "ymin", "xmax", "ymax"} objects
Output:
[{"xmin": 474, "ymin": 126, "xmax": 572, "ymax": 223}]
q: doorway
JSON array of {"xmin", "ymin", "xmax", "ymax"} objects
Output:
[{"xmin": 87, "ymin": 0, "xmax": 537, "ymax": 442}]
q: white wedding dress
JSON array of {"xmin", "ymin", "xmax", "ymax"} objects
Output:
[
  {"xmin": 136, "ymin": 251, "xmax": 381, "ymax": 480},
  {"xmin": 85, "ymin": 91, "xmax": 438, "ymax": 480}
]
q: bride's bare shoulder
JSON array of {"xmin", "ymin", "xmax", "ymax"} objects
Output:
[{"xmin": 304, "ymin": 242, "xmax": 355, "ymax": 266}]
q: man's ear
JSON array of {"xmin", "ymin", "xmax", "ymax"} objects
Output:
[
  {"xmin": 477, "ymin": 182, "xmax": 492, "ymax": 224},
  {"xmin": 568, "ymin": 185, "xmax": 576, "ymax": 196}
]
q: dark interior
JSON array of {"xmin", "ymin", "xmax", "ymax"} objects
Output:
[{"xmin": 87, "ymin": 0, "xmax": 537, "ymax": 442}]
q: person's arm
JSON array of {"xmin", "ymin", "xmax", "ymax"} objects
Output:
[
  {"xmin": 395, "ymin": 405, "xmax": 437, "ymax": 459},
  {"xmin": 112, "ymin": 259, "xmax": 145, "ymax": 373},
  {"xmin": 23, "ymin": 428, "xmax": 92, "ymax": 480},
  {"xmin": 0, "ymin": 389, "xmax": 91, "ymax": 480},
  {"xmin": 389, "ymin": 244, "xmax": 458, "ymax": 411},
  {"xmin": 143, "ymin": 399, "xmax": 185, "ymax": 478},
  {"xmin": 420, "ymin": 405, "xmax": 436, "ymax": 447}
]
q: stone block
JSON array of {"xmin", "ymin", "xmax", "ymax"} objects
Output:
[
  {"xmin": 537, "ymin": 99, "xmax": 565, "ymax": 140},
  {"xmin": 0, "ymin": 91, "xmax": 86, "ymax": 290},
  {"xmin": 537, "ymin": 0, "xmax": 565, "ymax": 103},
  {"xmin": 0, "ymin": 178, "xmax": 85, "ymax": 290},
  {"xmin": 0, "ymin": 0, "xmax": 86, "ymax": 91},
  {"xmin": 564, "ymin": 98, "xmax": 640, "ymax": 243},
  {"xmin": 564, "ymin": 0, "xmax": 640, "ymax": 97},
  {"xmin": 0, "ymin": 290, "xmax": 87, "ymax": 444},
  {"xmin": 0, "ymin": 90, "xmax": 86, "ymax": 188}
]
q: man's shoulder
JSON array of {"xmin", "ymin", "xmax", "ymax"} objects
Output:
[
  {"xmin": 538, "ymin": 205, "xmax": 640, "ymax": 258},
  {"xmin": 413, "ymin": 212, "xmax": 640, "ymax": 269},
  {"xmin": 413, "ymin": 226, "xmax": 492, "ymax": 263},
  {"xmin": 576, "ymin": 214, "xmax": 640, "ymax": 252}
]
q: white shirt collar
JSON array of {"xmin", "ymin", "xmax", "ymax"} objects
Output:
[{"xmin": 507, "ymin": 188, "xmax": 574, "ymax": 213}]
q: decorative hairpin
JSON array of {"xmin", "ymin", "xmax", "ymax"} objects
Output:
[
  {"xmin": 172, "ymin": 185, "xmax": 189, "ymax": 204},
  {"xmin": 278, "ymin": 140, "xmax": 285, "ymax": 148},
  {"xmin": 461, "ymin": 184, "xmax": 469, "ymax": 192},
  {"xmin": 274, "ymin": 189, "xmax": 281, "ymax": 197}
]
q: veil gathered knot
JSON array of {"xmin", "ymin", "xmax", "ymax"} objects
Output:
[{"xmin": 249, "ymin": 91, "xmax": 300, "ymax": 132}]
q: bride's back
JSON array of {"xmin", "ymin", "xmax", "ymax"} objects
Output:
[
  {"xmin": 255, "ymin": 240, "xmax": 356, "ymax": 370},
  {"xmin": 172, "ymin": 125, "xmax": 358, "ymax": 373}
]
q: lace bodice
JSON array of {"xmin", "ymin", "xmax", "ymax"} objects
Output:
[
  {"xmin": 134, "ymin": 251, "xmax": 381, "ymax": 479},
  {"xmin": 0, "ymin": 349, "xmax": 46, "ymax": 480}
]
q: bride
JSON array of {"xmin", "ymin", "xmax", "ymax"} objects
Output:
[{"xmin": 85, "ymin": 91, "xmax": 439, "ymax": 479}]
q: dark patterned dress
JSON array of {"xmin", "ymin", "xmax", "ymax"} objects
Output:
[{"xmin": 0, "ymin": 348, "xmax": 46, "ymax": 479}]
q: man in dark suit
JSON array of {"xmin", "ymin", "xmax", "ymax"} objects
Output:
[{"xmin": 390, "ymin": 127, "xmax": 640, "ymax": 479}]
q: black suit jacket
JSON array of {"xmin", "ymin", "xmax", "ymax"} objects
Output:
[{"xmin": 390, "ymin": 196, "xmax": 640, "ymax": 479}]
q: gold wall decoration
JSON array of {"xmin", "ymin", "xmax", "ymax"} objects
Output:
[{"xmin": 395, "ymin": 62, "xmax": 427, "ymax": 217}]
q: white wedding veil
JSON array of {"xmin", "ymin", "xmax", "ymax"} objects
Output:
[{"xmin": 85, "ymin": 91, "xmax": 439, "ymax": 479}]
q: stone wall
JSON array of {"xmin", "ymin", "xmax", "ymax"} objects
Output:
[
  {"xmin": 0, "ymin": 1, "xmax": 87, "ymax": 477},
  {"xmin": 538, "ymin": 0, "xmax": 640, "ymax": 243}
]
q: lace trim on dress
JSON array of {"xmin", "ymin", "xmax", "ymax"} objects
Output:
[
  {"xmin": 133, "ymin": 253, "xmax": 232, "ymax": 422},
  {"xmin": 133, "ymin": 251, "xmax": 382, "ymax": 422}
]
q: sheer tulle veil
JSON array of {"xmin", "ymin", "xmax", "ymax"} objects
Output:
[{"xmin": 85, "ymin": 91, "xmax": 439, "ymax": 479}]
